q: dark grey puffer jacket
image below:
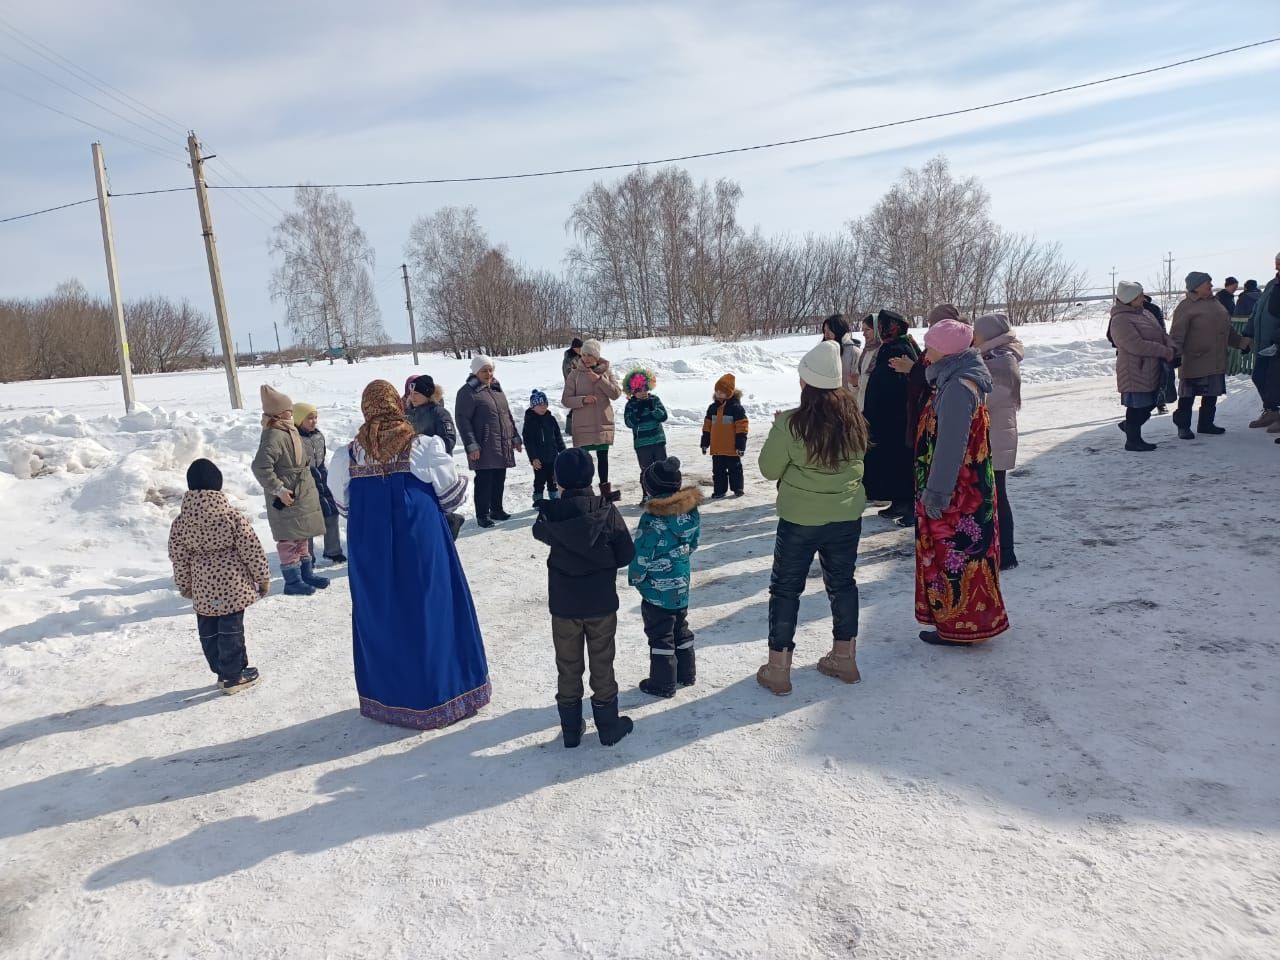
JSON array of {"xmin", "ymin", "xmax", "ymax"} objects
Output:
[
  {"xmin": 406, "ymin": 385, "xmax": 457, "ymax": 454},
  {"xmin": 454, "ymin": 376, "xmax": 520, "ymax": 471},
  {"xmin": 922, "ymin": 348, "xmax": 993, "ymax": 512}
]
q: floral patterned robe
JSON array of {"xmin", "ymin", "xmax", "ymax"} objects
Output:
[{"xmin": 913, "ymin": 393, "xmax": 1009, "ymax": 642}]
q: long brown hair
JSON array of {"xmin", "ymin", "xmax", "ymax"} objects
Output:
[{"xmin": 789, "ymin": 385, "xmax": 869, "ymax": 470}]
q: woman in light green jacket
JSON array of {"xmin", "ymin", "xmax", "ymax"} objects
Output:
[{"xmin": 756, "ymin": 341, "xmax": 869, "ymax": 696}]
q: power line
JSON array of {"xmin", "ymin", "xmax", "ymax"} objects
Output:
[
  {"xmin": 0, "ymin": 84, "xmax": 188, "ymax": 164},
  {"xmin": 0, "ymin": 196, "xmax": 97, "ymax": 224},
  {"xmin": 199, "ymin": 37, "xmax": 1279, "ymax": 191},
  {"xmin": 0, "ymin": 14, "xmax": 188, "ymax": 136},
  {"xmin": 3, "ymin": 37, "xmax": 1276, "ymax": 224},
  {"xmin": 0, "ymin": 46, "xmax": 185, "ymax": 154}
]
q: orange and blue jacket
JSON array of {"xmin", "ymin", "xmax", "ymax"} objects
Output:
[{"xmin": 701, "ymin": 391, "xmax": 749, "ymax": 456}]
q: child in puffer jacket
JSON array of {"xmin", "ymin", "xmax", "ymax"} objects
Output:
[
  {"xmin": 168, "ymin": 458, "xmax": 271, "ymax": 694},
  {"xmin": 294, "ymin": 402, "xmax": 346, "ymax": 564},
  {"xmin": 629, "ymin": 457, "xmax": 702, "ymax": 698},
  {"xmin": 701, "ymin": 373, "xmax": 749, "ymax": 499},
  {"xmin": 522, "ymin": 389, "xmax": 566, "ymax": 507},
  {"xmin": 622, "ymin": 367, "xmax": 668, "ymax": 503}
]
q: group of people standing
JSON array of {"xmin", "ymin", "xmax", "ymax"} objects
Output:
[
  {"xmin": 1109, "ymin": 255, "xmax": 1280, "ymax": 450},
  {"xmin": 167, "ymin": 303, "xmax": 1023, "ymax": 747}
]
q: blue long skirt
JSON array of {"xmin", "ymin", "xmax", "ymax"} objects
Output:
[{"xmin": 347, "ymin": 465, "xmax": 490, "ymax": 730}]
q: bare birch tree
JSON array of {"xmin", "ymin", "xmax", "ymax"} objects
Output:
[{"xmin": 270, "ymin": 185, "xmax": 385, "ymax": 355}]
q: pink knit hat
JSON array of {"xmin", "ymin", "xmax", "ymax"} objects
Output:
[{"xmin": 923, "ymin": 318, "xmax": 974, "ymax": 357}]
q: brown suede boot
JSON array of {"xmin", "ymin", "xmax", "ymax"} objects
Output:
[
  {"xmin": 817, "ymin": 639, "xmax": 861, "ymax": 684},
  {"xmin": 756, "ymin": 648, "xmax": 793, "ymax": 696}
]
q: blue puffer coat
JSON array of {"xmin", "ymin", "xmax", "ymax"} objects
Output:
[{"xmin": 628, "ymin": 487, "xmax": 702, "ymax": 610}]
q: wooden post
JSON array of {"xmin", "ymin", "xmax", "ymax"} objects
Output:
[
  {"xmin": 402, "ymin": 263, "xmax": 419, "ymax": 365},
  {"xmin": 187, "ymin": 132, "xmax": 244, "ymax": 409},
  {"xmin": 90, "ymin": 142, "xmax": 136, "ymax": 413},
  {"xmin": 273, "ymin": 320, "xmax": 283, "ymax": 365}
]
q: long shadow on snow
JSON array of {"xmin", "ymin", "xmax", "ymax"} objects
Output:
[
  {"xmin": 0, "ymin": 686, "xmax": 221, "ymax": 750},
  {"xmin": 85, "ymin": 677, "xmax": 815, "ymax": 888},
  {"xmin": 0, "ymin": 709, "xmax": 417, "ymax": 840}
]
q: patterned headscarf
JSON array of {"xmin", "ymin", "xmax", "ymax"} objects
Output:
[{"xmin": 357, "ymin": 380, "xmax": 415, "ymax": 466}]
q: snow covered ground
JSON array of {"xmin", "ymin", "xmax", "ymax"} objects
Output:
[{"xmin": 1, "ymin": 312, "xmax": 1276, "ymax": 959}]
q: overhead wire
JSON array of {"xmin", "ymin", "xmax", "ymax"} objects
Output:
[{"xmin": 3, "ymin": 36, "xmax": 1277, "ymax": 225}]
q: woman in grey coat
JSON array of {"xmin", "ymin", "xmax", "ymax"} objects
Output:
[
  {"xmin": 455, "ymin": 356, "xmax": 523, "ymax": 528},
  {"xmin": 251, "ymin": 384, "xmax": 327, "ymax": 595},
  {"xmin": 973, "ymin": 313, "xmax": 1024, "ymax": 571}
]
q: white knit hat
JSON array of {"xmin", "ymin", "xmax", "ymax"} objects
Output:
[
  {"xmin": 471, "ymin": 355, "xmax": 495, "ymax": 375},
  {"xmin": 580, "ymin": 339, "xmax": 603, "ymax": 358},
  {"xmin": 798, "ymin": 341, "xmax": 843, "ymax": 390},
  {"xmin": 1116, "ymin": 280, "xmax": 1143, "ymax": 303}
]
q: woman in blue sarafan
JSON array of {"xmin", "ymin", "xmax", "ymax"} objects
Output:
[{"xmin": 329, "ymin": 379, "xmax": 491, "ymax": 730}]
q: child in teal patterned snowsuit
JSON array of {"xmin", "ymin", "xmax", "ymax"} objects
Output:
[{"xmin": 629, "ymin": 456, "xmax": 702, "ymax": 698}]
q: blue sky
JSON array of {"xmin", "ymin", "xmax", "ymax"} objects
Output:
[{"xmin": 1, "ymin": 0, "xmax": 1277, "ymax": 353}]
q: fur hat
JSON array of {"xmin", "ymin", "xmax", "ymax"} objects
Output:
[
  {"xmin": 580, "ymin": 339, "xmax": 603, "ymax": 359},
  {"xmin": 625, "ymin": 367, "xmax": 656, "ymax": 396},
  {"xmin": 924, "ymin": 318, "xmax": 974, "ymax": 357},
  {"xmin": 412, "ymin": 375, "xmax": 436, "ymax": 398},
  {"xmin": 642, "ymin": 456, "xmax": 683, "ymax": 496},
  {"xmin": 714, "ymin": 373, "xmax": 736, "ymax": 396},
  {"xmin": 1115, "ymin": 280, "xmax": 1144, "ymax": 304},
  {"xmin": 186, "ymin": 458, "xmax": 223, "ymax": 492},
  {"xmin": 926, "ymin": 303, "xmax": 961, "ymax": 326},
  {"xmin": 260, "ymin": 383, "xmax": 292, "ymax": 417},
  {"xmin": 529, "ymin": 389, "xmax": 549, "ymax": 408},
  {"xmin": 1185, "ymin": 271, "xmax": 1212, "ymax": 292},
  {"xmin": 798, "ymin": 341, "xmax": 843, "ymax": 390},
  {"xmin": 554, "ymin": 448, "xmax": 595, "ymax": 490},
  {"xmin": 471, "ymin": 355, "xmax": 495, "ymax": 375},
  {"xmin": 292, "ymin": 402, "xmax": 317, "ymax": 425}
]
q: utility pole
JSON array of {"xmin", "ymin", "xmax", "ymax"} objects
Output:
[
  {"xmin": 248, "ymin": 331, "xmax": 255, "ymax": 363},
  {"xmin": 273, "ymin": 320, "xmax": 283, "ymax": 365},
  {"xmin": 187, "ymin": 132, "xmax": 244, "ymax": 409},
  {"xmin": 90, "ymin": 143, "xmax": 136, "ymax": 414},
  {"xmin": 1163, "ymin": 251, "xmax": 1175, "ymax": 316},
  {"xmin": 1109, "ymin": 267, "xmax": 1117, "ymax": 297},
  {"xmin": 322, "ymin": 301, "xmax": 334, "ymax": 364},
  {"xmin": 402, "ymin": 263, "xmax": 419, "ymax": 365}
]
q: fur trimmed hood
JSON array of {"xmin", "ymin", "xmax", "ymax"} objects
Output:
[
  {"xmin": 713, "ymin": 389, "xmax": 744, "ymax": 402},
  {"xmin": 643, "ymin": 486, "xmax": 702, "ymax": 517}
]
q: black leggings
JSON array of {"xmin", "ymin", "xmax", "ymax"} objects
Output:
[
  {"xmin": 994, "ymin": 470, "xmax": 1015, "ymax": 565},
  {"xmin": 593, "ymin": 448, "xmax": 610, "ymax": 484}
]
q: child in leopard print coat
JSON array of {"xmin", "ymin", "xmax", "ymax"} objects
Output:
[{"xmin": 168, "ymin": 458, "xmax": 271, "ymax": 695}]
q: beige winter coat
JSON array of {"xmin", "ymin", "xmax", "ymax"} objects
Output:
[
  {"xmin": 562, "ymin": 357, "xmax": 622, "ymax": 447},
  {"xmin": 251, "ymin": 427, "xmax": 326, "ymax": 542},
  {"xmin": 168, "ymin": 490, "xmax": 271, "ymax": 617},
  {"xmin": 1170, "ymin": 294, "xmax": 1243, "ymax": 380},
  {"xmin": 1110, "ymin": 302, "xmax": 1173, "ymax": 394}
]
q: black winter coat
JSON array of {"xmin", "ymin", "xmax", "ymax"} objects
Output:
[
  {"xmin": 862, "ymin": 337, "xmax": 917, "ymax": 504},
  {"xmin": 406, "ymin": 399, "xmax": 457, "ymax": 454},
  {"xmin": 532, "ymin": 489, "xmax": 634, "ymax": 619},
  {"xmin": 1216, "ymin": 289, "xmax": 1237, "ymax": 318},
  {"xmin": 522, "ymin": 409, "xmax": 565, "ymax": 468}
]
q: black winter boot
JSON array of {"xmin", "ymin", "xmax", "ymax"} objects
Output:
[
  {"xmin": 1197, "ymin": 399, "xmax": 1226, "ymax": 435},
  {"xmin": 591, "ymin": 696, "xmax": 633, "ymax": 746},
  {"xmin": 557, "ymin": 700, "xmax": 586, "ymax": 748},
  {"xmin": 639, "ymin": 654, "xmax": 677, "ymax": 698},
  {"xmin": 1173, "ymin": 399, "xmax": 1196, "ymax": 440},
  {"xmin": 300, "ymin": 558, "xmax": 330, "ymax": 589},
  {"xmin": 598, "ymin": 482, "xmax": 622, "ymax": 503},
  {"xmin": 446, "ymin": 512, "xmax": 465, "ymax": 540},
  {"xmin": 675, "ymin": 648, "xmax": 696, "ymax": 687}
]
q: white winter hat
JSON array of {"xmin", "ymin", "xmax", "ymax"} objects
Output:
[
  {"xmin": 471, "ymin": 355, "xmax": 495, "ymax": 375},
  {"xmin": 580, "ymin": 339, "xmax": 603, "ymax": 358},
  {"xmin": 798, "ymin": 340, "xmax": 843, "ymax": 390},
  {"xmin": 1116, "ymin": 280, "xmax": 1144, "ymax": 304}
]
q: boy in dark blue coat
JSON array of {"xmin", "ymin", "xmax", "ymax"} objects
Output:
[{"xmin": 522, "ymin": 389, "xmax": 566, "ymax": 508}]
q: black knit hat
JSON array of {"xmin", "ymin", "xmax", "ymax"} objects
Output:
[
  {"xmin": 554, "ymin": 448, "xmax": 595, "ymax": 490},
  {"xmin": 571, "ymin": 337, "xmax": 584, "ymax": 349},
  {"xmin": 186, "ymin": 458, "xmax": 223, "ymax": 492},
  {"xmin": 412, "ymin": 374, "xmax": 435, "ymax": 398},
  {"xmin": 642, "ymin": 456, "xmax": 682, "ymax": 496}
]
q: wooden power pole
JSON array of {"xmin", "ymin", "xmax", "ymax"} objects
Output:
[
  {"xmin": 187, "ymin": 132, "xmax": 244, "ymax": 409},
  {"xmin": 90, "ymin": 142, "xmax": 136, "ymax": 414},
  {"xmin": 402, "ymin": 263, "xmax": 419, "ymax": 365},
  {"xmin": 273, "ymin": 320, "xmax": 283, "ymax": 365}
]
